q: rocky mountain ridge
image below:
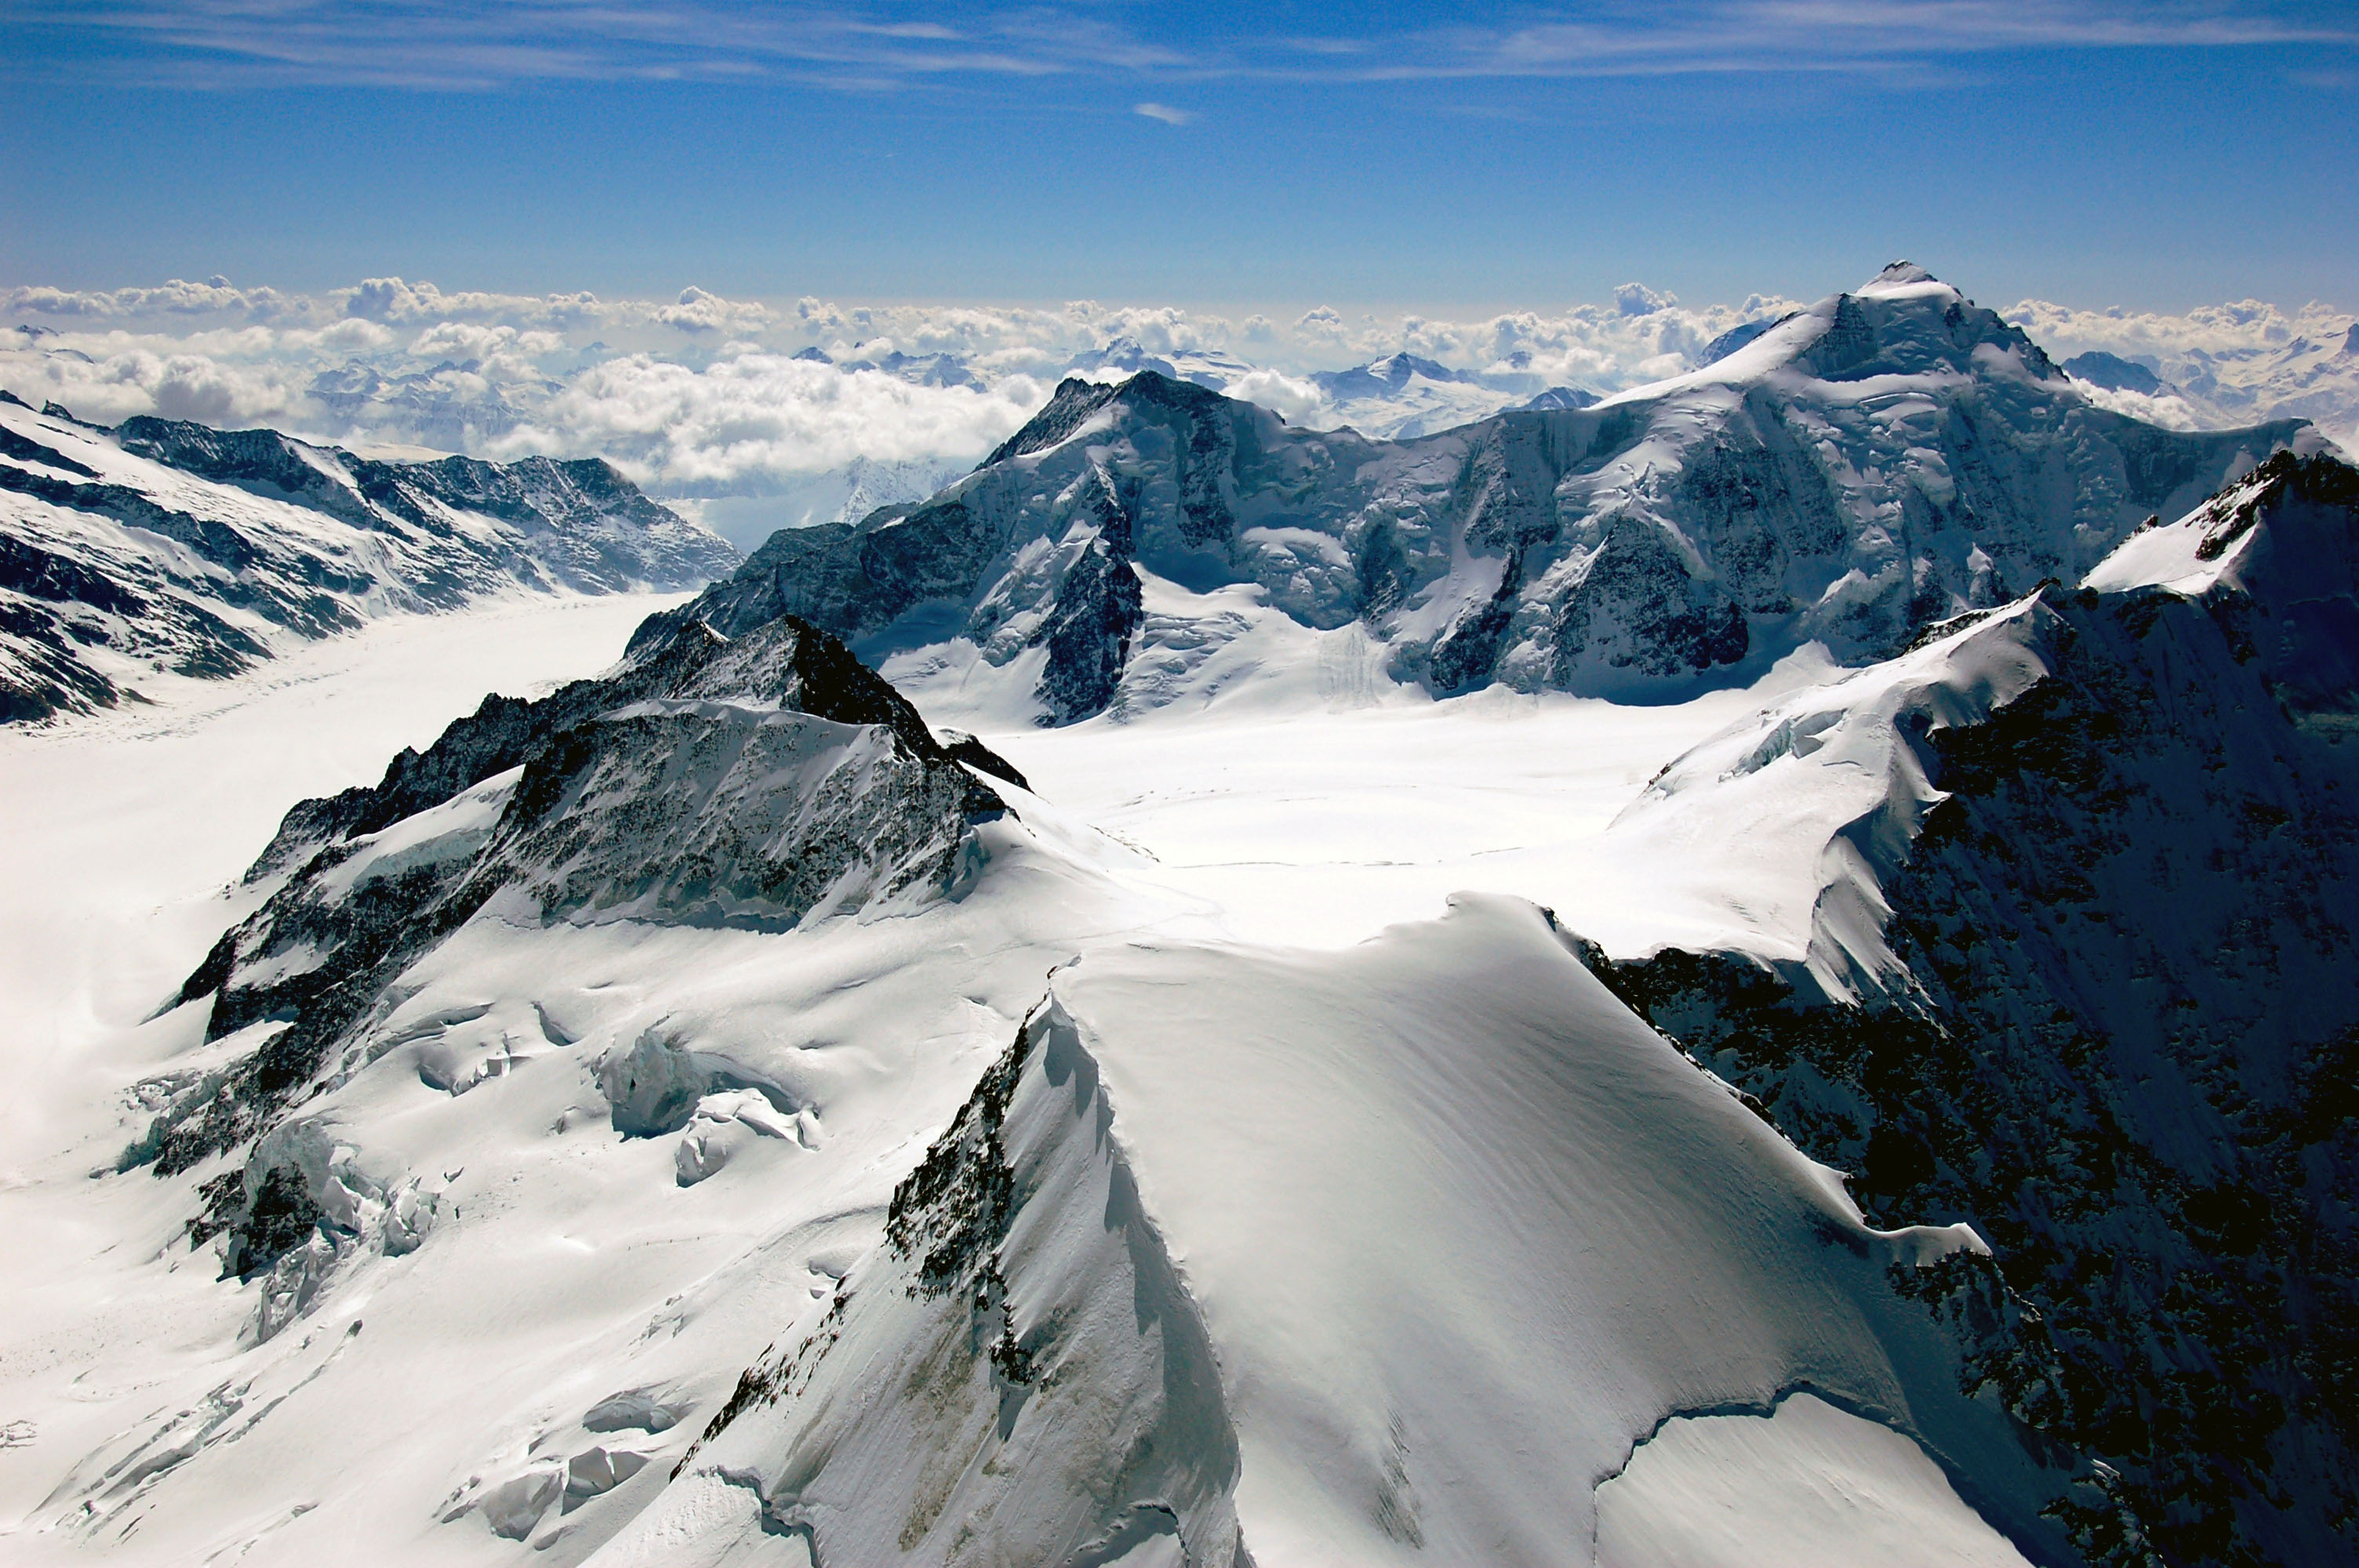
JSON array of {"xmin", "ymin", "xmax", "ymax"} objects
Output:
[
  {"xmin": 0, "ymin": 393, "xmax": 738, "ymax": 723},
  {"xmin": 1585, "ymin": 450, "xmax": 2359, "ymax": 1566},
  {"xmin": 16, "ymin": 416, "xmax": 2359, "ymax": 1568}
]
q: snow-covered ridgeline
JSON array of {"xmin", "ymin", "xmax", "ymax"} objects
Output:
[
  {"xmin": 0, "ymin": 395, "xmax": 737, "ymax": 723},
  {"xmin": 4, "ymin": 442, "xmax": 2356, "ymax": 1566},
  {"xmin": 2, "ymin": 593, "xmax": 2090, "ymax": 1568},
  {"xmin": 620, "ymin": 898, "xmax": 2074, "ymax": 1567}
]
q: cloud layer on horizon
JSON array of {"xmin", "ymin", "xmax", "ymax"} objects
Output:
[{"xmin": 5, "ymin": 270, "xmax": 2353, "ymax": 546}]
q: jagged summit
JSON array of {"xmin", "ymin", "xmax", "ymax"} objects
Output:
[
  {"xmin": 1588, "ymin": 451, "xmax": 2359, "ymax": 1563},
  {"xmin": 1868, "ymin": 259, "xmax": 1939, "ymax": 288},
  {"xmin": 21, "ymin": 427, "xmax": 2359, "ymax": 1568},
  {"xmin": 144, "ymin": 605, "xmax": 1014, "ymax": 1196},
  {"xmin": 2087, "ymin": 447, "xmax": 2359, "ymax": 729}
]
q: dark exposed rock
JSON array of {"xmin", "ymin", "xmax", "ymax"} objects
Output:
[
  {"xmin": 247, "ymin": 610, "xmax": 1002, "ymax": 883},
  {"xmin": 222, "ymin": 1164, "xmax": 334, "ymax": 1282},
  {"xmin": 937, "ymin": 731, "xmax": 1030, "ymax": 792},
  {"xmin": 1030, "ymin": 533, "xmax": 1143, "ymax": 724},
  {"xmin": 0, "ymin": 423, "xmax": 98, "ymax": 477},
  {"xmin": 1699, "ymin": 316, "xmax": 1790, "ymax": 366},
  {"xmin": 1590, "ymin": 568, "xmax": 2359, "ymax": 1567},
  {"xmin": 1428, "ymin": 549, "xmax": 1523, "ymax": 694},
  {"xmin": 114, "ymin": 415, "xmax": 736, "ymax": 593},
  {"xmin": 0, "ymin": 528, "xmax": 151, "ymax": 617},
  {"xmin": 1, "ymin": 401, "xmax": 738, "ymax": 725},
  {"xmin": 981, "ymin": 376, "xmax": 1122, "ymax": 468},
  {"xmin": 678, "ymin": 1000, "xmax": 1249, "ymax": 1564}
]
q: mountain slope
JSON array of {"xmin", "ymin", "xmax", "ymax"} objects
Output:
[
  {"xmin": 13, "ymin": 591, "xmax": 2110, "ymax": 1568},
  {"xmin": 1585, "ymin": 452, "xmax": 2359, "ymax": 1566},
  {"xmin": 656, "ymin": 265, "xmax": 2311, "ymax": 724},
  {"xmin": 0, "ymin": 394, "xmax": 737, "ymax": 723},
  {"xmin": 612, "ymin": 898, "xmax": 2081, "ymax": 1568},
  {"xmin": 141, "ymin": 612, "xmax": 1009, "ymax": 1208},
  {"xmin": 13, "ymin": 444, "xmax": 2355, "ymax": 1568},
  {"xmin": 9, "ymin": 602, "xmax": 1200, "ymax": 1567}
]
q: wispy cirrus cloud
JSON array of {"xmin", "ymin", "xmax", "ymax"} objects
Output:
[
  {"xmin": 7, "ymin": 1, "xmax": 1177, "ymax": 90},
  {"xmin": 5, "ymin": 0, "xmax": 2345, "ymax": 90},
  {"xmin": 1327, "ymin": 1, "xmax": 2356, "ymax": 82}
]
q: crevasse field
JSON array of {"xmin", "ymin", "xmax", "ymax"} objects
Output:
[{"xmin": 0, "ymin": 589, "xmax": 2041, "ymax": 1566}]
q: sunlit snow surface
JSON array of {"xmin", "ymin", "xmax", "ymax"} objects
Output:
[
  {"xmin": 0, "ymin": 590, "xmax": 2060, "ymax": 1564},
  {"xmin": 1597, "ymin": 1393, "xmax": 2032, "ymax": 1568}
]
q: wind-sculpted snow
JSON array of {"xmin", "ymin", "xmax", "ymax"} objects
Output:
[
  {"xmin": 627, "ymin": 1000, "xmax": 1251, "ymax": 1568},
  {"xmin": 1583, "ymin": 452, "xmax": 2359, "ymax": 1566},
  {"xmin": 0, "ymin": 394, "xmax": 737, "ymax": 723},
  {"xmin": 664, "ymin": 263, "xmax": 2310, "ymax": 724},
  {"xmin": 650, "ymin": 897, "xmax": 2077, "ymax": 1566},
  {"xmin": 133, "ymin": 613, "xmax": 1009, "ymax": 1296}
]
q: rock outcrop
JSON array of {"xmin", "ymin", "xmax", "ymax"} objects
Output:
[{"xmin": 139, "ymin": 612, "xmax": 1015, "ymax": 1290}]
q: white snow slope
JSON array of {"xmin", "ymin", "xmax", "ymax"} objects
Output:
[
  {"xmin": 13, "ymin": 454, "xmax": 2289, "ymax": 1563},
  {"xmin": 631, "ymin": 899, "xmax": 2066, "ymax": 1566}
]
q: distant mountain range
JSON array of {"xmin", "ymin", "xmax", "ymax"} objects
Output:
[
  {"xmin": 0, "ymin": 394, "xmax": 738, "ymax": 722},
  {"xmin": 663, "ymin": 264, "xmax": 2325, "ymax": 723}
]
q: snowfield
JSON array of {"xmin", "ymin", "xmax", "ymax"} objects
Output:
[
  {"xmin": 3, "ymin": 399, "xmax": 2353, "ymax": 1563},
  {"xmin": 0, "ymin": 584, "xmax": 2088, "ymax": 1566}
]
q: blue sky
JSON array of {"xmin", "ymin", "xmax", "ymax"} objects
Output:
[{"xmin": 3, "ymin": 1, "xmax": 2355, "ymax": 313}]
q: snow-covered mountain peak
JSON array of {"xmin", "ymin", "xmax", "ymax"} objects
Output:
[
  {"xmin": 1779, "ymin": 270, "xmax": 2052, "ymax": 387},
  {"xmin": 13, "ymin": 440, "xmax": 2358, "ymax": 1566},
  {"xmin": 2085, "ymin": 446, "xmax": 2357, "ymax": 597},
  {"xmin": 666, "ymin": 284, "xmax": 2305, "ymax": 727},
  {"xmin": 1060, "ymin": 336, "xmax": 1256, "ymax": 395},
  {"xmin": 1580, "ymin": 450, "xmax": 2359, "ymax": 1566},
  {"xmin": 144, "ymin": 607, "xmax": 1015, "ymax": 1176},
  {"xmin": 1861, "ymin": 259, "xmax": 1943, "ymax": 293}
]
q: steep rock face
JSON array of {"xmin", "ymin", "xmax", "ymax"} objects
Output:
[
  {"xmin": 140, "ymin": 612, "xmax": 1009, "ymax": 1283},
  {"xmin": 663, "ymin": 266, "xmax": 2307, "ymax": 721},
  {"xmin": 1588, "ymin": 456, "xmax": 2359, "ymax": 1567},
  {"xmin": 0, "ymin": 396, "xmax": 737, "ymax": 722}
]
